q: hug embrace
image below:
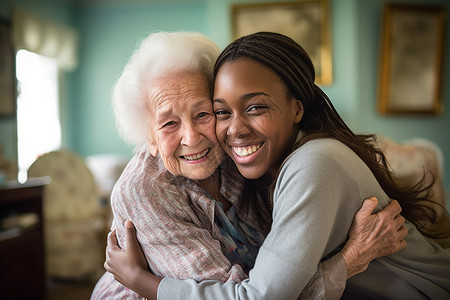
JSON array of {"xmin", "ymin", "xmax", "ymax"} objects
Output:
[{"xmin": 92, "ymin": 31, "xmax": 450, "ymax": 299}]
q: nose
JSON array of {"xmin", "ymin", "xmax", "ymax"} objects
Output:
[
  {"xmin": 227, "ymin": 115, "xmax": 251, "ymax": 138},
  {"xmin": 181, "ymin": 121, "xmax": 202, "ymax": 146}
]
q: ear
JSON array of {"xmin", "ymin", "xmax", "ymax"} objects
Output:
[
  {"xmin": 147, "ymin": 130, "xmax": 159, "ymax": 156},
  {"xmin": 293, "ymin": 99, "xmax": 304, "ymax": 124},
  {"xmin": 148, "ymin": 140, "xmax": 158, "ymax": 156},
  {"xmin": 146, "ymin": 105, "xmax": 159, "ymax": 156}
]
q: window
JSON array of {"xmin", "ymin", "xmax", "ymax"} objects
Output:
[{"xmin": 16, "ymin": 49, "xmax": 61, "ymax": 182}]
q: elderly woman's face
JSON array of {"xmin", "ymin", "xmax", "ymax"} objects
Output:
[{"xmin": 147, "ymin": 71, "xmax": 223, "ymax": 180}]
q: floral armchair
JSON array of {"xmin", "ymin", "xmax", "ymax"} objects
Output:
[
  {"xmin": 375, "ymin": 136, "xmax": 449, "ymax": 247},
  {"xmin": 28, "ymin": 150, "xmax": 104, "ymax": 279}
]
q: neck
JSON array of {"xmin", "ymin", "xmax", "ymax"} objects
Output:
[
  {"xmin": 196, "ymin": 168, "xmax": 232, "ymax": 211},
  {"xmin": 196, "ymin": 169, "xmax": 219, "ymax": 194}
]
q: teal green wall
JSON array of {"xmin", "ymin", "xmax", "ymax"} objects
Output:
[
  {"xmin": 70, "ymin": 1, "xmax": 207, "ymax": 156},
  {"xmin": 0, "ymin": 0, "xmax": 449, "ymax": 191},
  {"xmin": 354, "ymin": 0, "xmax": 450, "ymax": 191},
  {"xmin": 0, "ymin": 0, "xmax": 74, "ymax": 164}
]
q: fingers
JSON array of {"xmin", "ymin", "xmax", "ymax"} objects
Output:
[
  {"xmin": 356, "ymin": 197, "xmax": 379, "ymax": 219},
  {"xmin": 394, "ymin": 214, "xmax": 407, "ymax": 244},
  {"xmin": 385, "ymin": 199, "xmax": 402, "ymax": 219},
  {"xmin": 104, "ymin": 238, "xmax": 112, "ymax": 272},
  {"xmin": 394, "ymin": 214, "xmax": 406, "ymax": 231},
  {"xmin": 397, "ymin": 237, "xmax": 407, "ymax": 250},
  {"xmin": 107, "ymin": 229, "xmax": 121, "ymax": 251},
  {"xmin": 371, "ymin": 199, "xmax": 402, "ymax": 238},
  {"xmin": 388, "ymin": 217, "xmax": 407, "ymax": 254},
  {"xmin": 398, "ymin": 225, "xmax": 408, "ymax": 242},
  {"xmin": 391, "ymin": 227, "xmax": 407, "ymax": 253},
  {"xmin": 124, "ymin": 220, "xmax": 139, "ymax": 250},
  {"xmin": 125, "ymin": 220, "xmax": 135, "ymax": 230}
]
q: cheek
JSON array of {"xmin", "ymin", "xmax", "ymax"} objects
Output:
[
  {"xmin": 157, "ymin": 136, "xmax": 181, "ymax": 174},
  {"xmin": 203, "ymin": 118, "xmax": 218, "ymax": 142},
  {"xmin": 215, "ymin": 121, "xmax": 228, "ymax": 146}
]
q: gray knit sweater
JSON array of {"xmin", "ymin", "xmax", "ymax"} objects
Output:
[{"xmin": 159, "ymin": 138, "xmax": 450, "ymax": 300}]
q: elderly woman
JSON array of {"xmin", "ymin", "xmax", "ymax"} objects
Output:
[{"xmin": 91, "ymin": 32, "xmax": 406, "ymax": 299}]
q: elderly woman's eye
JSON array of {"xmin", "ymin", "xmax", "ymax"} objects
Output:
[
  {"xmin": 162, "ymin": 121, "xmax": 176, "ymax": 128},
  {"xmin": 197, "ymin": 112, "xmax": 208, "ymax": 118}
]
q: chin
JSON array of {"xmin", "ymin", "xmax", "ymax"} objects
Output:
[
  {"xmin": 237, "ymin": 166, "xmax": 265, "ymax": 180},
  {"xmin": 186, "ymin": 169, "xmax": 216, "ymax": 181}
]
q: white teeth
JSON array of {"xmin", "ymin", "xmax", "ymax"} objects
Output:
[
  {"xmin": 183, "ymin": 148, "xmax": 209, "ymax": 161},
  {"xmin": 233, "ymin": 144, "xmax": 261, "ymax": 157}
]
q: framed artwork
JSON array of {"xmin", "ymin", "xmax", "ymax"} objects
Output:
[
  {"xmin": 0, "ymin": 19, "xmax": 16, "ymax": 117},
  {"xmin": 378, "ymin": 4, "xmax": 445, "ymax": 115},
  {"xmin": 232, "ymin": 0, "xmax": 332, "ymax": 85}
]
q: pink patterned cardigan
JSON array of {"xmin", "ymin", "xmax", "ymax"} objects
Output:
[{"xmin": 91, "ymin": 147, "xmax": 264, "ymax": 299}]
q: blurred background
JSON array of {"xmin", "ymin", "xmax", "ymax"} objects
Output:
[{"xmin": 0, "ymin": 0, "xmax": 449, "ymax": 299}]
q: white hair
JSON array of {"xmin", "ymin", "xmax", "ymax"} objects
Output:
[{"xmin": 112, "ymin": 31, "xmax": 221, "ymax": 151}]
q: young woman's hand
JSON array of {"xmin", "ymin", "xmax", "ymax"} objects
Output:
[
  {"xmin": 341, "ymin": 197, "xmax": 407, "ymax": 278},
  {"xmin": 104, "ymin": 220, "xmax": 161, "ymax": 299}
]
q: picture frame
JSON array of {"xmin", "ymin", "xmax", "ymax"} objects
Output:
[
  {"xmin": 232, "ymin": 0, "xmax": 332, "ymax": 85},
  {"xmin": 378, "ymin": 4, "xmax": 445, "ymax": 115},
  {"xmin": 0, "ymin": 19, "xmax": 16, "ymax": 117}
]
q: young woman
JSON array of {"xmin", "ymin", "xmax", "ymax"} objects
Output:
[
  {"xmin": 92, "ymin": 32, "xmax": 406, "ymax": 299},
  {"xmin": 105, "ymin": 32, "xmax": 450, "ymax": 299}
]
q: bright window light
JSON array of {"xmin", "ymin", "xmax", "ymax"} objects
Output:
[{"xmin": 16, "ymin": 49, "xmax": 61, "ymax": 183}]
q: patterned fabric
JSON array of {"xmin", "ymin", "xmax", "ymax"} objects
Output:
[
  {"xmin": 91, "ymin": 147, "xmax": 266, "ymax": 299},
  {"xmin": 215, "ymin": 203, "xmax": 265, "ymax": 273}
]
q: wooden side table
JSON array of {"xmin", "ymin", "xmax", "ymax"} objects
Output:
[{"xmin": 0, "ymin": 178, "xmax": 48, "ymax": 300}]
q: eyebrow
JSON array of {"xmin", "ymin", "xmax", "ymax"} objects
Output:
[
  {"xmin": 213, "ymin": 92, "xmax": 270, "ymax": 104},
  {"xmin": 155, "ymin": 109, "xmax": 171, "ymax": 124},
  {"xmin": 191, "ymin": 99, "xmax": 211, "ymax": 109},
  {"xmin": 156, "ymin": 98, "xmax": 210, "ymax": 121}
]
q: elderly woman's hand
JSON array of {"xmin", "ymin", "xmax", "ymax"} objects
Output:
[{"xmin": 341, "ymin": 197, "xmax": 407, "ymax": 278}]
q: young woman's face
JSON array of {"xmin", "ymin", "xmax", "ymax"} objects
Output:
[
  {"xmin": 213, "ymin": 59, "xmax": 303, "ymax": 179},
  {"xmin": 147, "ymin": 71, "xmax": 223, "ymax": 180}
]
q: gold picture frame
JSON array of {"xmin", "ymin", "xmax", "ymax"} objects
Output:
[
  {"xmin": 0, "ymin": 19, "xmax": 16, "ymax": 117},
  {"xmin": 232, "ymin": 0, "xmax": 332, "ymax": 85},
  {"xmin": 378, "ymin": 4, "xmax": 445, "ymax": 115}
]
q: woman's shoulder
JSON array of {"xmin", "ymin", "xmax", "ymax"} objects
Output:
[
  {"xmin": 281, "ymin": 138, "xmax": 367, "ymax": 183},
  {"xmin": 112, "ymin": 147, "xmax": 187, "ymax": 202},
  {"xmin": 121, "ymin": 147, "xmax": 175, "ymax": 183},
  {"xmin": 282, "ymin": 138, "xmax": 382, "ymax": 195},
  {"xmin": 288, "ymin": 138, "xmax": 352, "ymax": 162}
]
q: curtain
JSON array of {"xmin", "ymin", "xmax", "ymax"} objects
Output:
[{"xmin": 12, "ymin": 8, "xmax": 79, "ymax": 72}]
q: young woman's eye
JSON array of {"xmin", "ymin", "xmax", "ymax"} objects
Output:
[
  {"xmin": 247, "ymin": 105, "xmax": 268, "ymax": 113},
  {"xmin": 214, "ymin": 110, "xmax": 230, "ymax": 117}
]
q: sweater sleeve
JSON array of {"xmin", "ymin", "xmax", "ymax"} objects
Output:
[
  {"xmin": 298, "ymin": 253, "xmax": 347, "ymax": 300},
  {"xmin": 158, "ymin": 146, "xmax": 354, "ymax": 300}
]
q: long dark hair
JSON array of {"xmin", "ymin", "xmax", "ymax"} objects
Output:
[{"xmin": 214, "ymin": 31, "xmax": 449, "ymax": 239}]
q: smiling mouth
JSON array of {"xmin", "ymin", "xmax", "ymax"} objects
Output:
[
  {"xmin": 232, "ymin": 143, "xmax": 263, "ymax": 157},
  {"xmin": 182, "ymin": 148, "xmax": 210, "ymax": 161}
]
